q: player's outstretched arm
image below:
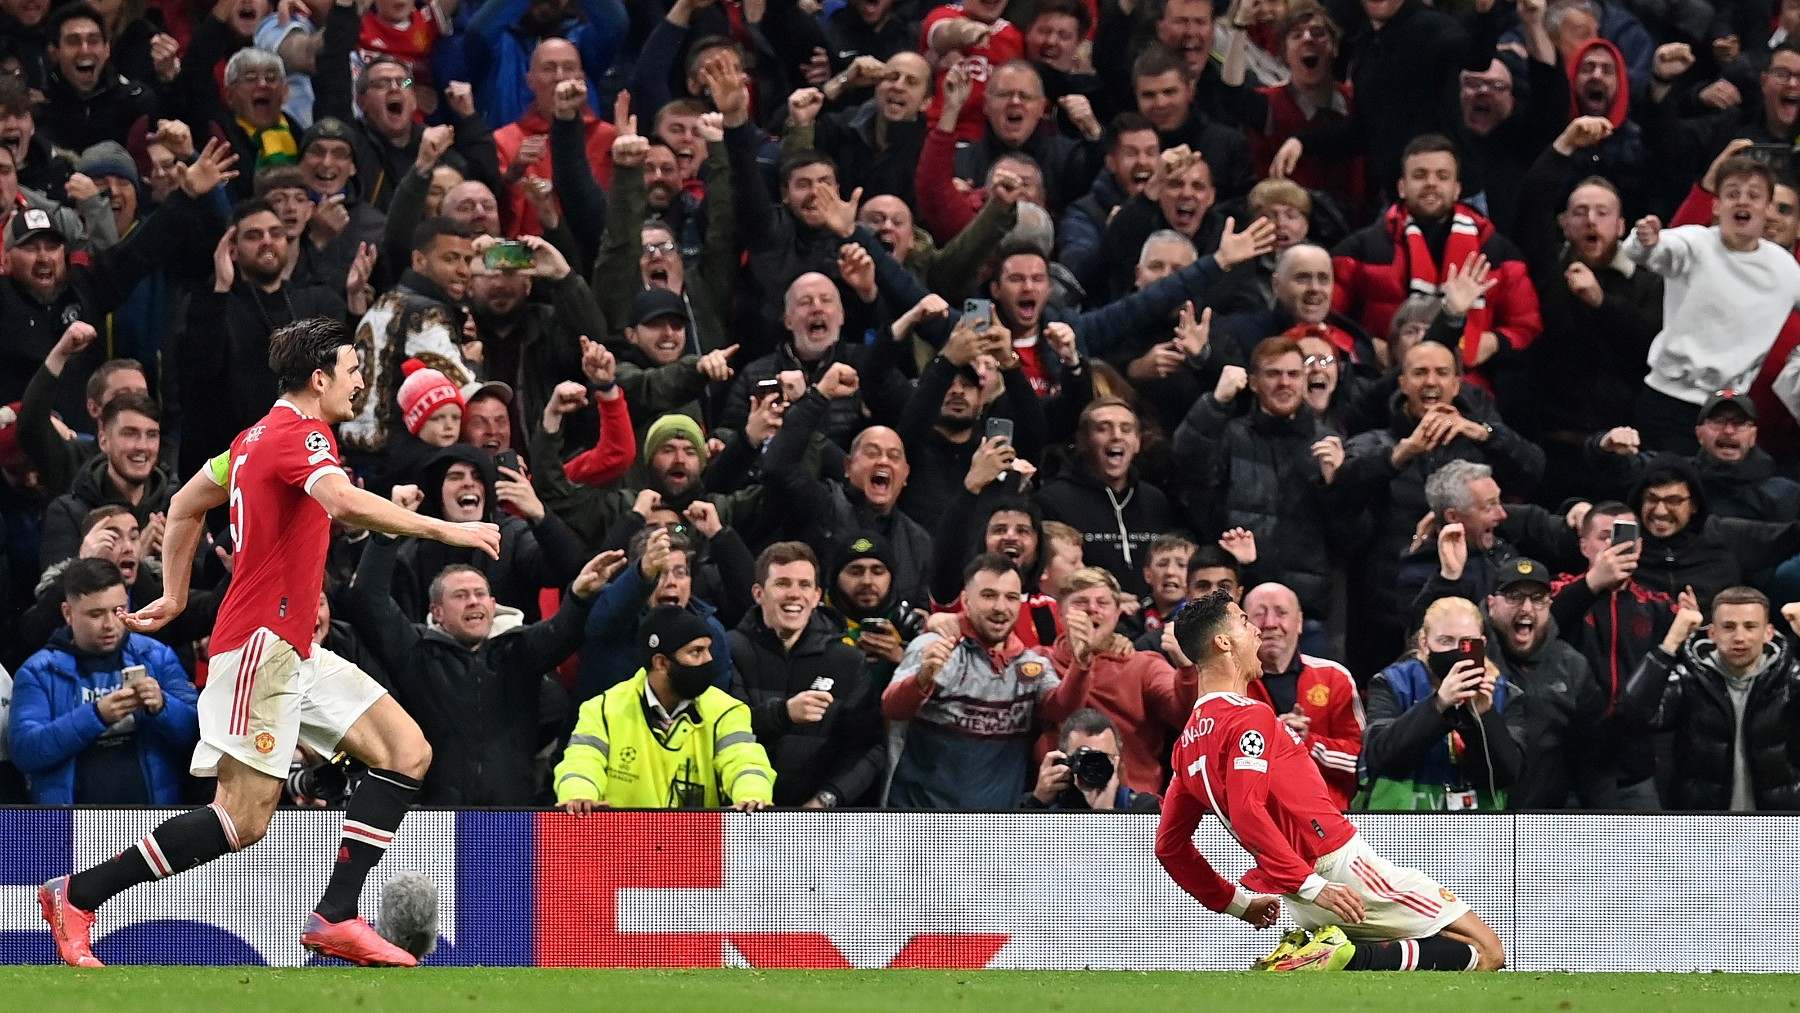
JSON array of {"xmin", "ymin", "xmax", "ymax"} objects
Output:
[
  {"xmin": 309, "ymin": 471, "xmax": 502, "ymax": 558},
  {"xmin": 125, "ymin": 467, "xmax": 229, "ymax": 633}
]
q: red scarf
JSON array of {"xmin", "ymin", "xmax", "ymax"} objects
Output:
[{"xmin": 1402, "ymin": 208, "xmax": 1490, "ymax": 370}]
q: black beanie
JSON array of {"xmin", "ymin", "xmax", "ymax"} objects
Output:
[{"xmin": 639, "ymin": 605, "xmax": 713, "ymax": 665}]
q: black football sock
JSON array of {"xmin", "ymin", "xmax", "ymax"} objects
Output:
[
  {"xmin": 1346, "ymin": 936, "xmax": 1479, "ymax": 971},
  {"xmin": 313, "ymin": 768, "xmax": 421, "ymax": 923},
  {"xmin": 67, "ymin": 803, "xmax": 241, "ymax": 911}
]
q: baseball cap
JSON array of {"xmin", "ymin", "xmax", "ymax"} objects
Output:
[
  {"xmin": 8, "ymin": 206, "xmax": 66, "ymax": 245},
  {"xmin": 462, "ymin": 378, "xmax": 514, "ymax": 406},
  {"xmin": 630, "ymin": 288, "xmax": 688, "ymax": 327},
  {"xmin": 1699, "ymin": 389, "xmax": 1756, "ymax": 423},
  {"xmin": 1493, "ymin": 558, "xmax": 1552, "ymax": 596},
  {"xmin": 300, "ymin": 116, "xmax": 354, "ymax": 155}
]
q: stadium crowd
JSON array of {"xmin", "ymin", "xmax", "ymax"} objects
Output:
[{"xmin": 3, "ymin": 0, "xmax": 1800, "ymax": 815}]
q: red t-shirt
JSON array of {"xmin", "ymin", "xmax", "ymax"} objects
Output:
[
  {"xmin": 921, "ymin": 5, "xmax": 1024, "ymax": 142},
  {"xmin": 206, "ymin": 400, "xmax": 343, "ymax": 658},
  {"xmin": 1154, "ymin": 691, "xmax": 1356, "ymax": 913}
]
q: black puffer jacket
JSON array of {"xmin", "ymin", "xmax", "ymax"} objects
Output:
[
  {"xmin": 348, "ymin": 534, "xmax": 581, "ymax": 806},
  {"xmin": 1336, "ymin": 390, "xmax": 1545, "ymax": 616},
  {"xmin": 1624, "ymin": 631, "xmax": 1800, "ymax": 811},
  {"xmin": 727, "ymin": 608, "xmax": 884, "ymax": 807},
  {"xmin": 1173, "ymin": 396, "xmax": 1349, "ymax": 616},
  {"xmin": 392, "ymin": 445, "xmax": 588, "ymax": 621},
  {"xmin": 40, "ymin": 454, "xmax": 174, "ymax": 569},
  {"xmin": 1487, "ymin": 616, "xmax": 1613, "ymax": 809}
]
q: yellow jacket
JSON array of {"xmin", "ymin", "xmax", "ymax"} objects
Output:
[{"xmin": 554, "ymin": 669, "xmax": 776, "ymax": 808}]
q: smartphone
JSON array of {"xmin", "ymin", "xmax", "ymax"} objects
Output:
[
  {"xmin": 963, "ymin": 297, "xmax": 994, "ymax": 327},
  {"xmin": 754, "ymin": 377, "xmax": 783, "ymax": 402},
  {"xmin": 483, "ymin": 240, "xmax": 535, "ymax": 271},
  {"xmin": 494, "ymin": 448, "xmax": 522, "ymax": 476},
  {"xmin": 861, "ymin": 617, "xmax": 892, "ymax": 635},
  {"xmin": 1611, "ymin": 519, "xmax": 1639, "ymax": 548},
  {"xmin": 121, "ymin": 664, "xmax": 148, "ymax": 686},
  {"xmin": 984, "ymin": 416, "xmax": 1014, "ymax": 444},
  {"xmin": 1745, "ymin": 143, "xmax": 1794, "ymax": 174},
  {"xmin": 1457, "ymin": 636, "xmax": 1485, "ymax": 671}
]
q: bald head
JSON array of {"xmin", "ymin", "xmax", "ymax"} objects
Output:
[
  {"xmin": 443, "ymin": 180, "xmax": 501, "ymax": 235},
  {"xmin": 1271, "ymin": 243, "xmax": 1332, "ymax": 324},
  {"xmin": 1244, "ymin": 582, "xmax": 1302, "ymax": 672},
  {"xmin": 847, "ymin": 425, "xmax": 910, "ymax": 512},
  {"xmin": 783, "ymin": 272, "xmax": 844, "ymax": 360},
  {"xmin": 528, "ymin": 38, "xmax": 584, "ymax": 115}
]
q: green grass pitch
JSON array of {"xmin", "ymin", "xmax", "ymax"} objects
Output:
[{"xmin": 2, "ymin": 968, "xmax": 1795, "ymax": 1012}]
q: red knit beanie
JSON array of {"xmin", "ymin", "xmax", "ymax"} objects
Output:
[{"xmin": 397, "ymin": 359, "xmax": 466, "ymax": 435}]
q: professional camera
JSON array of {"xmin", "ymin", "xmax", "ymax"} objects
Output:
[
  {"xmin": 1058, "ymin": 746, "xmax": 1115, "ymax": 791},
  {"xmin": 286, "ymin": 752, "xmax": 363, "ymax": 805}
]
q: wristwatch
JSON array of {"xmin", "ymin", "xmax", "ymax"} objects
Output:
[{"xmin": 813, "ymin": 789, "xmax": 840, "ymax": 809}]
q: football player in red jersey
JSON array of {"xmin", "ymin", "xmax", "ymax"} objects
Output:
[
  {"xmin": 1156, "ymin": 590, "xmax": 1506, "ymax": 972},
  {"xmin": 39, "ymin": 318, "xmax": 502, "ymax": 969}
]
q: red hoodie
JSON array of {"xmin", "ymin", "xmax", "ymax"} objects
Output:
[{"xmin": 1567, "ymin": 38, "xmax": 1631, "ymax": 128}]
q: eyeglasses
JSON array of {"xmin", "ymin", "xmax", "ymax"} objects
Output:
[
  {"xmin": 365, "ymin": 76, "xmax": 413, "ymax": 92},
  {"xmin": 1303, "ymin": 353, "xmax": 1336, "ymax": 367},
  {"xmin": 1460, "ymin": 78, "xmax": 1512, "ymax": 95},
  {"xmin": 1499, "ymin": 590, "xmax": 1551, "ymax": 607},
  {"xmin": 1765, "ymin": 67, "xmax": 1800, "ymax": 84},
  {"xmin": 1703, "ymin": 415, "xmax": 1754, "ymax": 430},
  {"xmin": 642, "ymin": 240, "xmax": 677, "ymax": 255},
  {"xmin": 1643, "ymin": 493, "xmax": 1691, "ymax": 509},
  {"xmin": 235, "ymin": 70, "xmax": 285, "ymax": 85}
]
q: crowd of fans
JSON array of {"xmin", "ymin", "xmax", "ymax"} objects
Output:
[{"xmin": 3, "ymin": 0, "xmax": 1800, "ymax": 814}]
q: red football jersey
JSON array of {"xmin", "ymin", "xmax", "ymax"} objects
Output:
[
  {"xmin": 205, "ymin": 400, "xmax": 343, "ymax": 659},
  {"xmin": 359, "ymin": 5, "xmax": 444, "ymax": 68},
  {"xmin": 1154, "ymin": 691, "xmax": 1356, "ymax": 914},
  {"xmin": 921, "ymin": 5, "xmax": 1024, "ymax": 142}
]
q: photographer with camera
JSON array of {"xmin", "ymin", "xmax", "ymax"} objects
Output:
[{"xmin": 1021, "ymin": 709, "xmax": 1160, "ymax": 811}]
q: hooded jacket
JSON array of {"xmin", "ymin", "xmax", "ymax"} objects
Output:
[
  {"xmin": 727, "ymin": 607, "xmax": 884, "ymax": 807},
  {"xmin": 1625, "ymin": 628, "xmax": 1800, "ymax": 810},
  {"xmin": 8, "ymin": 629, "xmax": 198, "ymax": 805},
  {"xmin": 1486, "ymin": 615, "xmax": 1613, "ymax": 808},
  {"xmin": 391, "ymin": 444, "xmax": 588, "ymax": 622},
  {"xmin": 347, "ymin": 533, "xmax": 580, "ymax": 806},
  {"xmin": 1585, "ymin": 443, "xmax": 1800, "ymax": 523},
  {"xmin": 40, "ymin": 454, "xmax": 175, "ymax": 570},
  {"xmin": 1558, "ymin": 39, "xmax": 1650, "ymax": 215},
  {"xmin": 1627, "ymin": 458, "xmax": 1800, "ymax": 607},
  {"xmin": 1037, "ymin": 463, "xmax": 1179, "ymax": 598}
]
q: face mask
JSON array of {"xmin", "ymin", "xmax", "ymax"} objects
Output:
[
  {"xmin": 667, "ymin": 658, "xmax": 714, "ymax": 700},
  {"xmin": 1425, "ymin": 648, "xmax": 1463, "ymax": 682}
]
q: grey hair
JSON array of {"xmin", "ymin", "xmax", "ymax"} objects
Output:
[
  {"xmin": 1388, "ymin": 294, "xmax": 1441, "ymax": 340},
  {"xmin": 224, "ymin": 47, "xmax": 284, "ymax": 86},
  {"xmin": 1273, "ymin": 242, "xmax": 1331, "ymax": 278},
  {"xmin": 1425, "ymin": 460, "xmax": 1493, "ymax": 517},
  {"xmin": 1005, "ymin": 201, "xmax": 1055, "ymax": 256},
  {"xmin": 1138, "ymin": 229, "xmax": 1196, "ymax": 268},
  {"xmin": 1545, "ymin": 0, "xmax": 1602, "ymax": 34}
]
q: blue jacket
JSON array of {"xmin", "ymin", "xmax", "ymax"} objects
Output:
[
  {"xmin": 9, "ymin": 630, "xmax": 199, "ymax": 805},
  {"xmin": 460, "ymin": 0, "xmax": 626, "ymax": 128},
  {"xmin": 577, "ymin": 562, "xmax": 733, "ymax": 705}
]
